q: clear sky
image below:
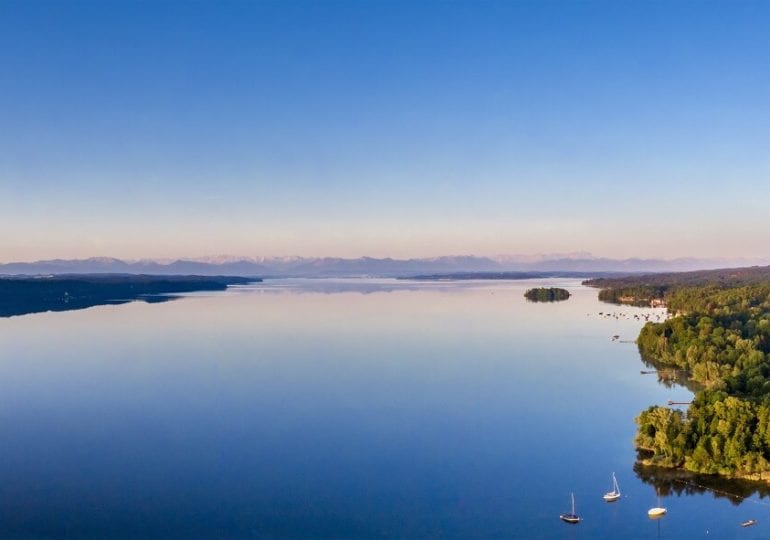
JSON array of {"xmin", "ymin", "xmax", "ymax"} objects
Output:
[{"xmin": 1, "ymin": 0, "xmax": 769, "ymax": 262}]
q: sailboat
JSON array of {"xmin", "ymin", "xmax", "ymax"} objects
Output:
[
  {"xmin": 603, "ymin": 472, "xmax": 621, "ymax": 502},
  {"xmin": 647, "ymin": 491, "xmax": 667, "ymax": 518},
  {"xmin": 560, "ymin": 492, "xmax": 581, "ymax": 524}
]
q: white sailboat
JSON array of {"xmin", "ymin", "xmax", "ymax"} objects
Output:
[
  {"xmin": 603, "ymin": 472, "xmax": 620, "ymax": 502},
  {"xmin": 648, "ymin": 491, "xmax": 667, "ymax": 518},
  {"xmin": 560, "ymin": 492, "xmax": 581, "ymax": 524}
]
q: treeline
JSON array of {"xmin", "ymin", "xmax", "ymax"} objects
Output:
[
  {"xmin": 586, "ymin": 266, "xmax": 770, "ymax": 306},
  {"xmin": 585, "ymin": 265, "xmax": 770, "ymax": 291},
  {"xmin": 524, "ymin": 287, "xmax": 570, "ymax": 302},
  {"xmin": 597, "ymin": 286, "xmax": 667, "ymax": 306},
  {"xmin": 636, "ymin": 390, "xmax": 770, "ymax": 480},
  {"xmin": 637, "ymin": 285, "xmax": 770, "ymax": 386},
  {"xmin": 630, "ymin": 279, "xmax": 770, "ymax": 480}
]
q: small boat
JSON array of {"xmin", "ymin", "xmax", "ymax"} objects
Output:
[
  {"xmin": 603, "ymin": 472, "xmax": 621, "ymax": 502},
  {"xmin": 648, "ymin": 492, "xmax": 667, "ymax": 518},
  {"xmin": 560, "ymin": 492, "xmax": 581, "ymax": 524},
  {"xmin": 648, "ymin": 506, "xmax": 667, "ymax": 518},
  {"xmin": 741, "ymin": 519, "xmax": 758, "ymax": 527}
]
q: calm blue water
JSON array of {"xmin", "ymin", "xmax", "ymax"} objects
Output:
[{"xmin": 0, "ymin": 278, "xmax": 766, "ymax": 539}]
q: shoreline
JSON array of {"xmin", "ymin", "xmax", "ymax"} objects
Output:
[{"xmin": 0, "ymin": 274, "xmax": 259, "ymax": 318}]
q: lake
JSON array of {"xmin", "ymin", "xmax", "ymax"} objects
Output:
[{"xmin": 0, "ymin": 278, "xmax": 766, "ymax": 539}]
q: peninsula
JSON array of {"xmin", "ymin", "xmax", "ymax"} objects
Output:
[
  {"xmin": 0, "ymin": 274, "xmax": 257, "ymax": 318},
  {"xmin": 586, "ymin": 266, "xmax": 770, "ymax": 482}
]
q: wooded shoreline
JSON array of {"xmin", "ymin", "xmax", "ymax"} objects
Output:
[
  {"xmin": 0, "ymin": 274, "xmax": 258, "ymax": 318},
  {"xmin": 586, "ymin": 265, "xmax": 770, "ymax": 483}
]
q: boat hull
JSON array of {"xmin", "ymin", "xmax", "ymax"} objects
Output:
[
  {"xmin": 560, "ymin": 513, "xmax": 581, "ymax": 524},
  {"xmin": 648, "ymin": 507, "xmax": 667, "ymax": 519},
  {"xmin": 603, "ymin": 491, "xmax": 620, "ymax": 502}
]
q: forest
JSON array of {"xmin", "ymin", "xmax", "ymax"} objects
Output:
[
  {"xmin": 586, "ymin": 266, "xmax": 770, "ymax": 306},
  {"xmin": 523, "ymin": 287, "xmax": 570, "ymax": 302},
  {"xmin": 592, "ymin": 268, "xmax": 770, "ymax": 481}
]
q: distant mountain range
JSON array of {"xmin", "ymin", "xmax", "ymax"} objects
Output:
[{"xmin": 1, "ymin": 255, "xmax": 767, "ymax": 277}]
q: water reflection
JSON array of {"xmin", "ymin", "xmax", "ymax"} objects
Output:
[
  {"xmin": 233, "ymin": 277, "xmax": 548, "ymax": 295},
  {"xmin": 638, "ymin": 357, "xmax": 703, "ymax": 393},
  {"xmin": 0, "ymin": 279, "xmax": 757, "ymax": 538},
  {"xmin": 635, "ymin": 463, "xmax": 770, "ymax": 503},
  {"xmin": 0, "ymin": 293, "xmax": 178, "ymax": 318}
]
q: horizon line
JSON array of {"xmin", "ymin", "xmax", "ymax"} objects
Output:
[{"xmin": 2, "ymin": 253, "xmax": 770, "ymax": 266}]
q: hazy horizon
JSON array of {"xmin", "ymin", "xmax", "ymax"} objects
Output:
[
  {"xmin": 3, "ymin": 251, "xmax": 770, "ymax": 265},
  {"xmin": 3, "ymin": 251, "xmax": 770, "ymax": 278},
  {"xmin": 2, "ymin": 1, "xmax": 769, "ymax": 261}
]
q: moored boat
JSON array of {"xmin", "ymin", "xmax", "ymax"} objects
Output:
[
  {"xmin": 560, "ymin": 492, "xmax": 581, "ymax": 524},
  {"xmin": 648, "ymin": 506, "xmax": 667, "ymax": 518},
  {"xmin": 648, "ymin": 490, "xmax": 666, "ymax": 518},
  {"xmin": 603, "ymin": 472, "xmax": 620, "ymax": 502}
]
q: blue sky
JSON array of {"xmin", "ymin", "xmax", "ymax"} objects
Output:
[{"xmin": 1, "ymin": 0, "xmax": 769, "ymax": 261}]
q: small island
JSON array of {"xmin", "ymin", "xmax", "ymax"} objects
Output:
[{"xmin": 524, "ymin": 287, "xmax": 570, "ymax": 302}]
